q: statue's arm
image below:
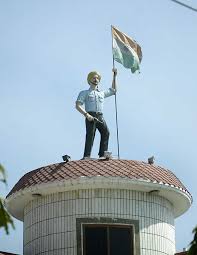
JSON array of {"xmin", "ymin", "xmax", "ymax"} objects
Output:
[
  {"xmin": 76, "ymin": 101, "xmax": 87, "ymax": 116},
  {"xmin": 112, "ymin": 68, "xmax": 117, "ymax": 92},
  {"xmin": 75, "ymin": 101, "xmax": 94, "ymax": 122}
]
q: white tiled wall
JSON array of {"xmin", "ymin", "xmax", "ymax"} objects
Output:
[{"xmin": 24, "ymin": 189, "xmax": 175, "ymax": 255}]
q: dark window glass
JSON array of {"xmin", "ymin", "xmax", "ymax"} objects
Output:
[
  {"xmin": 109, "ymin": 227, "xmax": 133, "ymax": 255},
  {"xmin": 84, "ymin": 225, "xmax": 133, "ymax": 255},
  {"xmin": 85, "ymin": 227, "xmax": 108, "ymax": 255}
]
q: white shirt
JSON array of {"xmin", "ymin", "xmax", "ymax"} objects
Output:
[{"xmin": 76, "ymin": 87, "xmax": 115, "ymax": 113}]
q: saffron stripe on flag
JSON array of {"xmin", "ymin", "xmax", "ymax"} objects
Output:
[{"xmin": 112, "ymin": 26, "xmax": 142, "ymax": 73}]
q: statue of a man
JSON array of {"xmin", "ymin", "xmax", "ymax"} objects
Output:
[{"xmin": 76, "ymin": 69, "xmax": 117, "ymax": 159}]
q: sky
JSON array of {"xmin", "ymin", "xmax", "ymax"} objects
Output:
[{"xmin": 0, "ymin": 0, "xmax": 196, "ymax": 253}]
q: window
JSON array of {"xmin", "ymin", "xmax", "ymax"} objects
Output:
[
  {"xmin": 83, "ymin": 225, "xmax": 134, "ymax": 255},
  {"xmin": 76, "ymin": 218, "xmax": 140, "ymax": 255}
]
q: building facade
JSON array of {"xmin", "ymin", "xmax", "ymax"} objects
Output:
[{"xmin": 5, "ymin": 159, "xmax": 192, "ymax": 255}]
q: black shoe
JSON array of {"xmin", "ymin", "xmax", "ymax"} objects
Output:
[{"xmin": 81, "ymin": 156, "xmax": 90, "ymax": 160}]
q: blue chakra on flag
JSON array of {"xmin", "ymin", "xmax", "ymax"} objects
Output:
[{"xmin": 123, "ymin": 45, "xmax": 129, "ymax": 53}]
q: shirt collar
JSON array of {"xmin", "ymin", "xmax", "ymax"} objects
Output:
[{"xmin": 88, "ymin": 86, "xmax": 100, "ymax": 92}]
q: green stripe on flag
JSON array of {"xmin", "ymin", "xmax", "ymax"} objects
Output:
[{"xmin": 113, "ymin": 37, "xmax": 140, "ymax": 73}]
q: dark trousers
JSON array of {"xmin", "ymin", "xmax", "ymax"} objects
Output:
[{"xmin": 83, "ymin": 112, "xmax": 110, "ymax": 157}]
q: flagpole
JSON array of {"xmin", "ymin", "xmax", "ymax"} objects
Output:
[{"xmin": 111, "ymin": 25, "xmax": 120, "ymax": 159}]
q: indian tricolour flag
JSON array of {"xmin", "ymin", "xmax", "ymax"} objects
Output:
[{"xmin": 112, "ymin": 26, "xmax": 142, "ymax": 73}]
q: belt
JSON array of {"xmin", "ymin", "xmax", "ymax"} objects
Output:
[{"xmin": 88, "ymin": 111, "xmax": 103, "ymax": 115}]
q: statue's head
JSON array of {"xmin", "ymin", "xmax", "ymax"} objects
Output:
[{"xmin": 87, "ymin": 71, "xmax": 101, "ymax": 86}]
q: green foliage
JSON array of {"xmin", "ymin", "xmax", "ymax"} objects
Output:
[
  {"xmin": 0, "ymin": 198, "xmax": 15, "ymax": 234},
  {"xmin": 0, "ymin": 164, "xmax": 7, "ymax": 184},
  {"xmin": 0, "ymin": 163, "xmax": 15, "ymax": 234},
  {"xmin": 188, "ymin": 226, "xmax": 197, "ymax": 255}
]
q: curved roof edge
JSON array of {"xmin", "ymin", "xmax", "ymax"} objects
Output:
[{"xmin": 5, "ymin": 176, "xmax": 192, "ymax": 221}]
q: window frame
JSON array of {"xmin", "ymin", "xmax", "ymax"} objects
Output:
[{"xmin": 76, "ymin": 217, "xmax": 140, "ymax": 255}]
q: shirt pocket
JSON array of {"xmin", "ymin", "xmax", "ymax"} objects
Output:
[
  {"xmin": 98, "ymin": 95, "xmax": 104, "ymax": 103},
  {"xmin": 88, "ymin": 95, "xmax": 95, "ymax": 102}
]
